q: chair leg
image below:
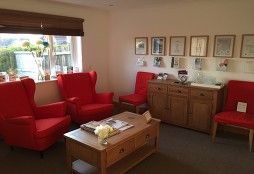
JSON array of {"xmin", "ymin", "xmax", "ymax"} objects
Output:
[
  {"xmin": 119, "ymin": 101, "xmax": 122, "ymax": 112},
  {"xmin": 40, "ymin": 151, "xmax": 44, "ymax": 159},
  {"xmin": 135, "ymin": 106, "xmax": 140, "ymax": 114},
  {"xmin": 249, "ymin": 129, "xmax": 253, "ymax": 152},
  {"xmin": 211, "ymin": 121, "xmax": 218, "ymax": 143},
  {"xmin": 10, "ymin": 146, "xmax": 14, "ymax": 151}
]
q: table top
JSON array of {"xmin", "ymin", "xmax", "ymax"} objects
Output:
[{"xmin": 64, "ymin": 111, "xmax": 160, "ymax": 151}]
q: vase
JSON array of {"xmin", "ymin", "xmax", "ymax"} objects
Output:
[{"xmin": 98, "ymin": 137, "xmax": 108, "ymax": 145}]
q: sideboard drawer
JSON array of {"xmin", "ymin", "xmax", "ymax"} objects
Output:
[
  {"xmin": 169, "ymin": 86, "xmax": 188, "ymax": 96},
  {"xmin": 190, "ymin": 89, "xmax": 213, "ymax": 99},
  {"xmin": 149, "ymin": 84, "xmax": 167, "ymax": 94},
  {"xmin": 135, "ymin": 126, "xmax": 157, "ymax": 149},
  {"xmin": 106, "ymin": 139, "xmax": 135, "ymax": 166}
]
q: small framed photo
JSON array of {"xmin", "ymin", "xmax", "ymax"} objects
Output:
[
  {"xmin": 213, "ymin": 35, "xmax": 235, "ymax": 58},
  {"xmin": 169, "ymin": 36, "xmax": 186, "ymax": 56},
  {"xmin": 240, "ymin": 34, "xmax": 254, "ymax": 58},
  {"xmin": 190, "ymin": 35, "xmax": 209, "ymax": 57},
  {"xmin": 151, "ymin": 37, "xmax": 166, "ymax": 56},
  {"xmin": 135, "ymin": 37, "xmax": 148, "ymax": 55}
]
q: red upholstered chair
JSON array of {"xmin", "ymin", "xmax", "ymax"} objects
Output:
[
  {"xmin": 119, "ymin": 71, "xmax": 155, "ymax": 113},
  {"xmin": 0, "ymin": 78, "xmax": 70, "ymax": 155},
  {"xmin": 57, "ymin": 71, "xmax": 114, "ymax": 124},
  {"xmin": 212, "ymin": 80, "xmax": 254, "ymax": 152}
]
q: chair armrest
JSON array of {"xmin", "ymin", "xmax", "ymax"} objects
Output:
[
  {"xmin": 66, "ymin": 97, "xmax": 81, "ymax": 109},
  {"xmin": 35, "ymin": 102, "xmax": 67, "ymax": 119},
  {"xmin": 5, "ymin": 116, "xmax": 35, "ymax": 125},
  {"xmin": 95, "ymin": 92, "xmax": 114, "ymax": 104},
  {"xmin": 3, "ymin": 116, "xmax": 36, "ymax": 146}
]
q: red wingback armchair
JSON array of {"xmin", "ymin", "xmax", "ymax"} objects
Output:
[
  {"xmin": 119, "ymin": 71, "xmax": 155, "ymax": 113},
  {"xmin": 0, "ymin": 78, "xmax": 70, "ymax": 153},
  {"xmin": 57, "ymin": 71, "xmax": 114, "ymax": 124},
  {"xmin": 212, "ymin": 80, "xmax": 254, "ymax": 152}
]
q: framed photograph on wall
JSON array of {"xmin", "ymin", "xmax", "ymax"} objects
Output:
[
  {"xmin": 151, "ymin": 37, "xmax": 166, "ymax": 56},
  {"xmin": 190, "ymin": 35, "xmax": 209, "ymax": 57},
  {"xmin": 213, "ymin": 35, "xmax": 235, "ymax": 58},
  {"xmin": 135, "ymin": 37, "xmax": 148, "ymax": 55},
  {"xmin": 169, "ymin": 36, "xmax": 186, "ymax": 56},
  {"xmin": 240, "ymin": 34, "xmax": 254, "ymax": 58}
]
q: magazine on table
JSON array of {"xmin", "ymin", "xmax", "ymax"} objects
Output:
[{"xmin": 80, "ymin": 118, "xmax": 134, "ymax": 133}]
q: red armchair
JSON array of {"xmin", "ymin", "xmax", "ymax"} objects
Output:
[
  {"xmin": 212, "ymin": 80, "xmax": 254, "ymax": 152},
  {"xmin": 0, "ymin": 78, "xmax": 70, "ymax": 154},
  {"xmin": 57, "ymin": 71, "xmax": 114, "ymax": 124},
  {"xmin": 119, "ymin": 71, "xmax": 155, "ymax": 113}
]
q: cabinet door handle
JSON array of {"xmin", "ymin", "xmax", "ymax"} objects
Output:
[
  {"xmin": 157, "ymin": 87, "xmax": 161, "ymax": 90},
  {"xmin": 119, "ymin": 148, "xmax": 125, "ymax": 154},
  {"xmin": 200, "ymin": 93, "xmax": 205, "ymax": 96},
  {"xmin": 145, "ymin": 134, "xmax": 150, "ymax": 140},
  {"xmin": 177, "ymin": 90, "xmax": 182, "ymax": 93}
]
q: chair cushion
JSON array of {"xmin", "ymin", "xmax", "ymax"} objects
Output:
[
  {"xmin": 224, "ymin": 80, "xmax": 254, "ymax": 114},
  {"xmin": 214, "ymin": 111, "xmax": 254, "ymax": 129},
  {"xmin": 135, "ymin": 72, "xmax": 155, "ymax": 96},
  {"xmin": 57, "ymin": 73, "xmax": 95, "ymax": 105},
  {"xmin": 35, "ymin": 116, "xmax": 71, "ymax": 138},
  {"xmin": 79, "ymin": 104, "xmax": 113, "ymax": 122},
  {"xmin": 119, "ymin": 94, "xmax": 147, "ymax": 106}
]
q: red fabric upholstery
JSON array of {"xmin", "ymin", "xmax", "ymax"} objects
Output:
[
  {"xmin": 119, "ymin": 94, "xmax": 146, "ymax": 106},
  {"xmin": 214, "ymin": 80, "xmax": 254, "ymax": 130},
  {"xmin": 57, "ymin": 71, "xmax": 114, "ymax": 124},
  {"xmin": 0, "ymin": 78, "xmax": 70, "ymax": 151},
  {"xmin": 214, "ymin": 111, "xmax": 254, "ymax": 129},
  {"xmin": 79, "ymin": 104, "xmax": 113, "ymax": 123},
  {"xmin": 224, "ymin": 80, "xmax": 254, "ymax": 114},
  {"xmin": 135, "ymin": 72, "xmax": 155, "ymax": 96},
  {"xmin": 119, "ymin": 71, "xmax": 155, "ymax": 106}
]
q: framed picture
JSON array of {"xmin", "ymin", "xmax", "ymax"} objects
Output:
[
  {"xmin": 169, "ymin": 36, "xmax": 186, "ymax": 56},
  {"xmin": 151, "ymin": 37, "xmax": 166, "ymax": 55},
  {"xmin": 190, "ymin": 35, "xmax": 209, "ymax": 57},
  {"xmin": 213, "ymin": 35, "xmax": 235, "ymax": 58},
  {"xmin": 135, "ymin": 37, "xmax": 148, "ymax": 55},
  {"xmin": 240, "ymin": 34, "xmax": 254, "ymax": 58}
]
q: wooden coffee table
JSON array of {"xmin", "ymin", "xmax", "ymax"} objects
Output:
[{"xmin": 64, "ymin": 111, "xmax": 160, "ymax": 174}]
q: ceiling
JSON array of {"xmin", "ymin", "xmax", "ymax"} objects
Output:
[{"xmin": 48, "ymin": 0, "xmax": 183, "ymax": 10}]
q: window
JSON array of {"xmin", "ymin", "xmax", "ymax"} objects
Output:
[{"xmin": 0, "ymin": 33, "xmax": 82, "ymax": 81}]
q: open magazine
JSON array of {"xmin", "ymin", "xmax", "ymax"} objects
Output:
[{"xmin": 80, "ymin": 118, "xmax": 134, "ymax": 133}]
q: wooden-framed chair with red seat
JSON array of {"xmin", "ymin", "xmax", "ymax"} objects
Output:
[
  {"xmin": 119, "ymin": 71, "xmax": 155, "ymax": 114},
  {"xmin": 57, "ymin": 71, "xmax": 114, "ymax": 124},
  {"xmin": 0, "ymin": 78, "xmax": 70, "ymax": 157},
  {"xmin": 212, "ymin": 80, "xmax": 254, "ymax": 152}
]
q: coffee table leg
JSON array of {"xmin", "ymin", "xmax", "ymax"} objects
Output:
[
  {"xmin": 65, "ymin": 140, "xmax": 73, "ymax": 174},
  {"xmin": 99, "ymin": 151, "xmax": 107, "ymax": 174}
]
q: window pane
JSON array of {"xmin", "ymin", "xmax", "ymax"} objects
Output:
[
  {"xmin": 53, "ymin": 36, "xmax": 73, "ymax": 74},
  {"xmin": 0, "ymin": 34, "xmax": 78, "ymax": 82},
  {"xmin": 0, "ymin": 33, "xmax": 49, "ymax": 80}
]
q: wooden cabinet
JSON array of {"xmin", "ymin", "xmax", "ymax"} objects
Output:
[
  {"xmin": 148, "ymin": 80, "xmax": 224, "ymax": 133},
  {"xmin": 188, "ymin": 99, "xmax": 212, "ymax": 132},
  {"xmin": 168, "ymin": 95, "xmax": 188, "ymax": 126},
  {"xmin": 148, "ymin": 84, "xmax": 167, "ymax": 120}
]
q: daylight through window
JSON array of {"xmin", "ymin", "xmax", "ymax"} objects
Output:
[{"xmin": 0, "ymin": 33, "xmax": 82, "ymax": 81}]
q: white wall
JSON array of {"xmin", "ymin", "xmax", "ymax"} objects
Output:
[
  {"xmin": 108, "ymin": 0, "xmax": 254, "ymax": 100},
  {"xmin": 0, "ymin": 0, "xmax": 110, "ymax": 105}
]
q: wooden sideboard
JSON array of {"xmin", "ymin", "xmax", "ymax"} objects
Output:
[{"xmin": 148, "ymin": 80, "xmax": 225, "ymax": 133}]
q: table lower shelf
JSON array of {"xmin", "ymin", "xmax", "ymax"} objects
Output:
[{"xmin": 72, "ymin": 145, "xmax": 156, "ymax": 174}]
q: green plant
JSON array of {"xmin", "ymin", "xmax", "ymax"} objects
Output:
[{"xmin": 0, "ymin": 46, "xmax": 24, "ymax": 72}]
